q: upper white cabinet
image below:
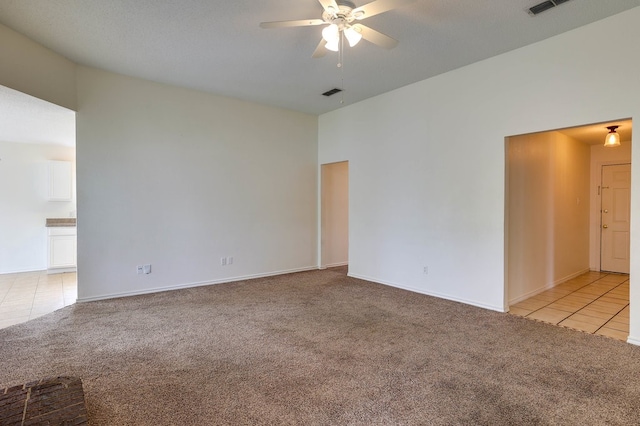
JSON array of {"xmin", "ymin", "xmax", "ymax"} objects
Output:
[{"xmin": 48, "ymin": 160, "xmax": 72, "ymax": 201}]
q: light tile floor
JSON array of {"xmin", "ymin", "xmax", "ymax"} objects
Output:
[
  {"xmin": 509, "ymin": 271, "xmax": 629, "ymax": 341},
  {"xmin": 0, "ymin": 271, "xmax": 77, "ymax": 329}
]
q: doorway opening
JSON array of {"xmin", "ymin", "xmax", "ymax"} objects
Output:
[
  {"xmin": 505, "ymin": 119, "xmax": 632, "ymax": 341},
  {"xmin": 320, "ymin": 161, "xmax": 349, "ymax": 272},
  {"xmin": 0, "ymin": 85, "xmax": 77, "ymax": 329}
]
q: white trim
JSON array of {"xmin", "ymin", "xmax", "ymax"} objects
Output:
[
  {"xmin": 348, "ymin": 273, "xmax": 505, "ymax": 313},
  {"xmin": 325, "ymin": 262, "xmax": 348, "ymax": 268},
  {"xmin": 77, "ymin": 266, "xmax": 318, "ymax": 303},
  {"xmin": 47, "ymin": 267, "xmax": 76, "ymax": 275},
  {"xmin": 508, "ymin": 268, "xmax": 591, "ymax": 305},
  {"xmin": 0, "ymin": 268, "xmax": 47, "ymax": 275},
  {"xmin": 626, "ymin": 336, "xmax": 640, "ymax": 346}
]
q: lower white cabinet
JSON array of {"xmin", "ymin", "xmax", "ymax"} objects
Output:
[{"xmin": 48, "ymin": 227, "xmax": 77, "ymax": 273}]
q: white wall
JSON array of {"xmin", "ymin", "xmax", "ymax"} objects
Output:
[
  {"xmin": 589, "ymin": 140, "xmax": 632, "ymax": 270},
  {"xmin": 550, "ymin": 133, "xmax": 591, "ymax": 283},
  {"xmin": 321, "ymin": 161, "xmax": 349, "ymax": 267},
  {"xmin": 0, "ymin": 142, "xmax": 75, "ymax": 273},
  {"xmin": 76, "ymin": 67, "xmax": 318, "ymax": 301},
  {"xmin": 507, "ymin": 131, "xmax": 590, "ymax": 303},
  {"xmin": 319, "ymin": 7, "xmax": 640, "ymax": 343},
  {"xmin": 0, "ymin": 24, "xmax": 76, "ymax": 111}
]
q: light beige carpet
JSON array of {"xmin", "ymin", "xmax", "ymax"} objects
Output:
[{"xmin": 1, "ymin": 267, "xmax": 640, "ymax": 425}]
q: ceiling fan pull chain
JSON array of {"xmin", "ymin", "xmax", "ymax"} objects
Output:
[
  {"xmin": 337, "ymin": 31, "xmax": 343, "ymax": 68},
  {"xmin": 339, "ymin": 32, "xmax": 345, "ymax": 104}
]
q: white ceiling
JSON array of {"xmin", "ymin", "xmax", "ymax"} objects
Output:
[
  {"xmin": 0, "ymin": 85, "xmax": 75, "ymax": 147},
  {"xmin": 0, "ymin": 0, "xmax": 638, "ymax": 115}
]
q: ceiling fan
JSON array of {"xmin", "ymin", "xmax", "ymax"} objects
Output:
[{"xmin": 260, "ymin": 0, "xmax": 415, "ymax": 58}]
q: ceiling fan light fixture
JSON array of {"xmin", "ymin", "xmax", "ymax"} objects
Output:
[
  {"xmin": 322, "ymin": 23, "xmax": 340, "ymax": 51},
  {"xmin": 322, "ymin": 24, "xmax": 339, "ymax": 43},
  {"xmin": 325, "ymin": 38, "xmax": 339, "ymax": 51},
  {"xmin": 344, "ymin": 26, "xmax": 362, "ymax": 47},
  {"xmin": 604, "ymin": 125, "xmax": 621, "ymax": 147}
]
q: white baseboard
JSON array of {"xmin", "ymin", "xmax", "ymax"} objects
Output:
[
  {"xmin": 47, "ymin": 267, "xmax": 76, "ymax": 275},
  {"xmin": 508, "ymin": 268, "xmax": 591, "ymax": 305},
  {"xmin": 324, "ymin": 262, "xmax": 348, "ymax": 268},
  {"xmin": 0, "ymin": 268, "xmax": 47, "ymax": 275},
  {"xmin": 347, "ymin": 273, "xmax": 505, "ymax": 313},
  {"xmin": 626, "ymin": 336, "xmax": 640, "ymax": 346},
  {"xmin": 76, "ymin": 265, "xmax": 318, "ymax": 303}
]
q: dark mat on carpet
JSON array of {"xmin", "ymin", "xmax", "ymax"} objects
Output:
[{"xmin": 0, "ymin": 376, "xmax": 88, "ymax": 425}]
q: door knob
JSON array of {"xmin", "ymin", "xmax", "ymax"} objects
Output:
[
  {"xmin": 603, "ymin": 224, "xmax": 609, "ymax": 229},
  {"xmin": 603, "ymin": 209, "xmax": 608, "ymax": 213}
]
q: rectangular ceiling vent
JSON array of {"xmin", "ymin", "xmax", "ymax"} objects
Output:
[
  {"xmin": 528, "ymin": 0, "xmax": 571, "ymax": 16},
  {"xmin": 322, "ymin": 88, "xmax": 342, "ymax": 97}
]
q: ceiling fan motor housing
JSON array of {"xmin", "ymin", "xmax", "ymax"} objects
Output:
[{"xmin": 323, "ymin": 0, "xmax": 359, "ymax": 24}]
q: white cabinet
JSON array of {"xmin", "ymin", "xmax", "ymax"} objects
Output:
[
  {"xmin": 48, "ymin": 227, "xmax": 77, "ymax": 273},
  {"xmin": 48, "ymin": 160, "xmax": 72, "ymax": 201}
]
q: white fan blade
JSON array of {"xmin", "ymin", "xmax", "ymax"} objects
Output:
[
  {"xmin": 352, "ymin": 24, "xmax": 398, "ymax": 49},
  {"xmin": 352, "ymin": 0, "xmax": 416, "ymax": 20},
  {"xmin": 312, "ymin": 39, "xmax": 328, "ymax": 58},
  {"xmin": 260, "ymin": 19, "xmax": 325, "ymax": 29},
  {"xmin": 318, "ymin": 0, "xmax": 339, "ymax": 14}
]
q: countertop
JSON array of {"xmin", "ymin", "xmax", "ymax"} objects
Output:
[{"xmin": 46, "ymin": 218, "xmax": 77, "ymax": 227}]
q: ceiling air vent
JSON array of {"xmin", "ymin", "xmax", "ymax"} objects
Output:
[
  {"xmin": 322, "ymin": 88, "xmax": 342, "ymax": 97},
  {"xmin": 528, "ymin": 0, "xmax": 571, "ymax": 16}
]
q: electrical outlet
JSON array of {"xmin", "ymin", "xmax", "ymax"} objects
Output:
[
  {"xmin": 423, "ymin": 266, "xmax": 428, "ymax": 275},
  {"xmin": 136, "ymin": 265, "xmax": 143, "ymax": 274},
  {"xmin": 221, "ymin": 257, "xmax": 227, "ymax": 266},
  {"xmin": 143, "ymin": 264, "xmax": 151, "ymax": 274},
  {"xmin": 227, "ymin": 256, "xmax": 233, "ymax": 265}
]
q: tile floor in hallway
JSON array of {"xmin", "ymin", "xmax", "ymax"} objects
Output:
[
  {"xmin": 0, "ymin": 271, "xmax": 77, "ymax": 329},
  {"xmin": 509, "ymin": 271, "xmax": 629, "ymax": 341}
]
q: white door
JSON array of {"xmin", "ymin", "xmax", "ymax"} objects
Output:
[{"xmin": 601, "ymin": 164, "xmax": 631, "ymax": 273}]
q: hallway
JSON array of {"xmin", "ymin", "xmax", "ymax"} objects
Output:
[{"xmin": 509, "ymin": 272, "xmax": 629, "ymax": 341}]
